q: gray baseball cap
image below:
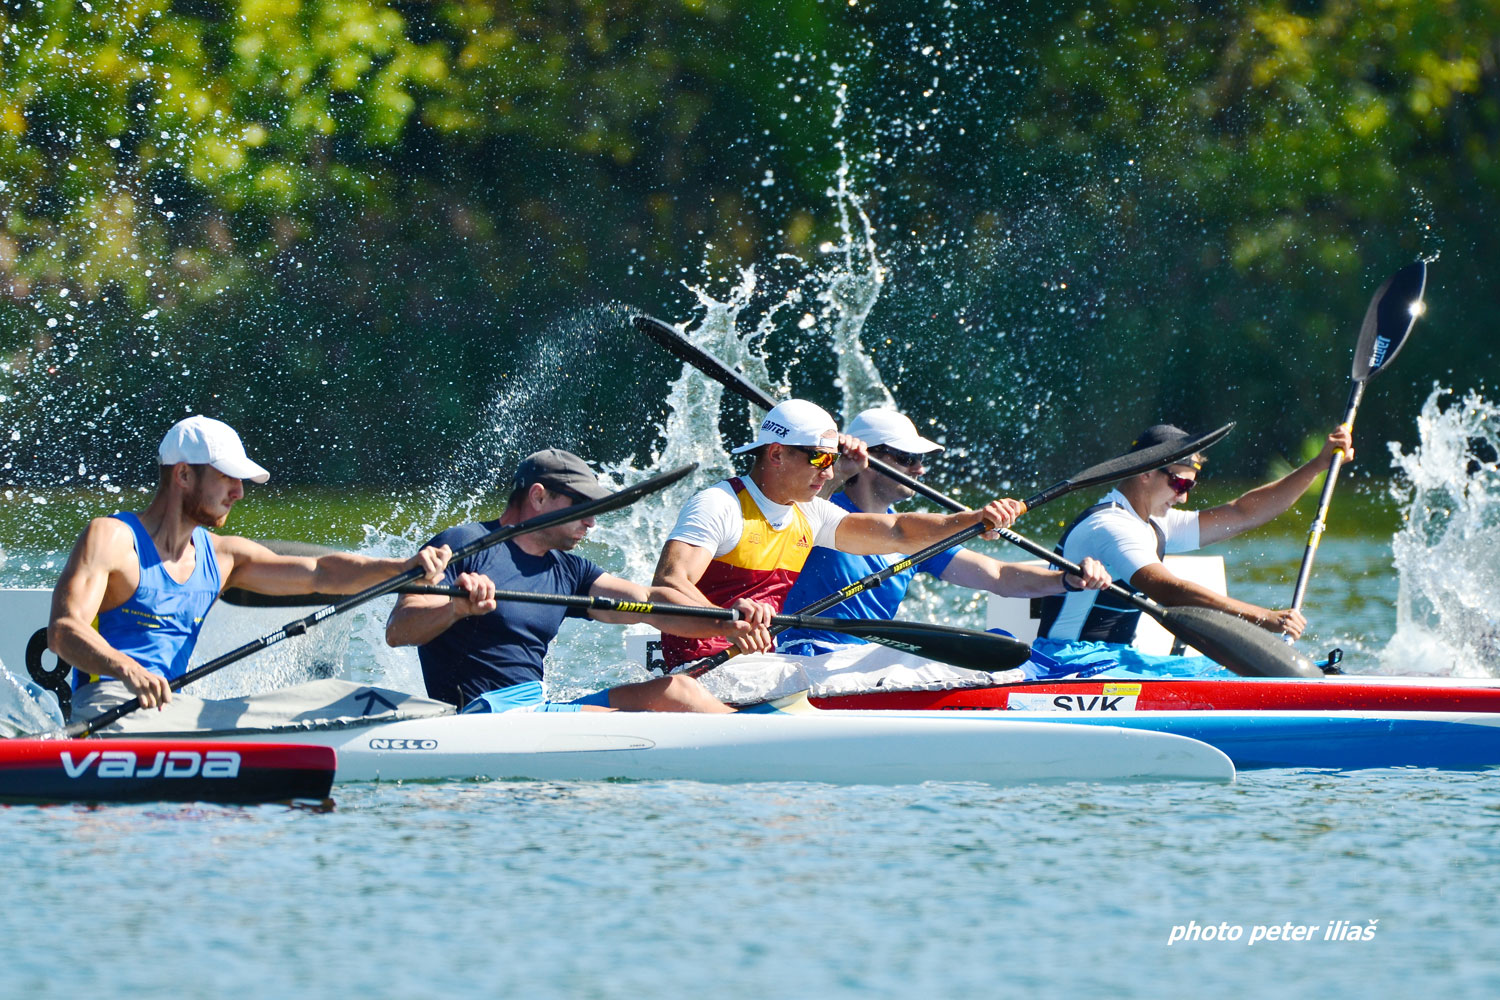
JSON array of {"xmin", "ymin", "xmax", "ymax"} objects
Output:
[{"xmin": 513, "ymin": 449, "xmax": 611, "ymax": 501}]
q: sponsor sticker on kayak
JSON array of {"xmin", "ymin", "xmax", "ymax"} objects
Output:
[{"xmin": 1005, "ymin": 691, "xmax": 1139, "ymax": 713}]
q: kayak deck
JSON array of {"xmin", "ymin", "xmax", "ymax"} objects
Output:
[{"xmin": 189, "ymin": 711, "xmax": 1236, "ymax": 786}]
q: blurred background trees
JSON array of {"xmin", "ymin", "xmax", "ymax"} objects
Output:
[{"xmin": 1, "ymin": 0, "xmax": 1494, "ymax": 484}]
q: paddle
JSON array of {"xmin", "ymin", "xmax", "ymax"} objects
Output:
[
  {"xmin": 57, "ymin": 462, "xmax": 700, "ymax": 738},
  {"xmin": 635, "ymin": 313, "xmax": 1282, "ymax": 674},
  {"xmin": 485, "ymin": 589, "xmax": 1031, "ymax": 673},
  {"xmin": 1289, "ymin": 260, "xmax": 1428, "ymax": 614}
]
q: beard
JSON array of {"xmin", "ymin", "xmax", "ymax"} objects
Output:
[{"xmin": 181, "ymin": 489, "xmax": 229, "ymax": 529}]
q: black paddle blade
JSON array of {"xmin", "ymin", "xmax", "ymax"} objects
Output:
[
  {"xmin": 1026, "ymin": 423, "xmax": 1235, "ymax": 509},
  {"xmin": 800, "ymin": 617, "xmax": 1032, "ymax": 673},
  {"xmin": 1157, "ymin": 606, "xmax": 1322, "ymax": 678},
  {"xmin": 633, "ymin": 314, "xmax": 778, "ymax": 410},
  {"xmin": 1352, "ymin": 260, "xmax": 1427, "ymax": 383}
]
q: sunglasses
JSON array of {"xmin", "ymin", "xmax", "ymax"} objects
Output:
[
  {"xmin": 789, "ymin": 445, "xmax": 839, "ymax": 470},
  {"xmin": 1161, "ymin": 469, "xmax": 1197, "ymax": 494},
  {"xmin": 873, "ymin": 446, "xmax": 928, "ymax": 468}
]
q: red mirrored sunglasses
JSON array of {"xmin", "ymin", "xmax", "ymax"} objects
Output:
[{"xmin": 1161, "ymin": 469, "xmax": 1197, "ymax": 494}]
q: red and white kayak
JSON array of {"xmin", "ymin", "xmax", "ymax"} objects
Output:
[
  {"xmin": 0, "ymin": 739, "xmax": 336, "ymax": 804},
  {"xmin": 812, "ymin": 675, "xmax": 1500, "ymax": 715}
]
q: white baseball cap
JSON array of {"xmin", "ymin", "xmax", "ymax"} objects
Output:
[
  {"xmin": 158, "ymin": 415, "xmax": 270, "ymax": 483},
  {"xmin": 843, "ymin": 407, "xmax": 943, "ymax": 454},
  {"xmin": 731, "ymin": 399, "xmax": 840, "ymax": 455}
]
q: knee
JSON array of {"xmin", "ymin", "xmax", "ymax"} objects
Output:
[{"xmin": 661, "ymin": 675, "xmax": 721, "ymax": 711}]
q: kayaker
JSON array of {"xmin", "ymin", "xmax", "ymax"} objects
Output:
[
  {"xmin": 773, "ymin": 407, "xmax": 1112, "ymax": 657},
  {"xmin": 1035, "ymin": 422, "xmax": 1355, "ymax": 670},
  {"xmin": 385, "ymin": 449, "xmax": 760, "ymax": 713},
  {"xmin": 49, "ymin": 415, "xmax": 453, "ymax": 720},
  {"xmin": 652, "ymin": 399, "xmax": 1025, "ymax": 670}
]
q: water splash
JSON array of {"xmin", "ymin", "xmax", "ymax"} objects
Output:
[{"xmin": 1383, "ymin": 387, "xmax": 1500, "ymax": 676}]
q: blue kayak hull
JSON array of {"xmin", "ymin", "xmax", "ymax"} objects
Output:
[{"xmin": 1004, "ymin": 711, "xmax": 1500, "ymax": 770}]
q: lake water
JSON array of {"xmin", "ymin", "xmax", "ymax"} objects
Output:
[{"xmin": 4, "ymin": 481, "xmax": 1499, "ymax": 998}]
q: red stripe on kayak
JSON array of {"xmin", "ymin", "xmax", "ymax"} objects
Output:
[{"xmin": 812, "ymin": 679, "xmax": 1500, "ymax": 713}]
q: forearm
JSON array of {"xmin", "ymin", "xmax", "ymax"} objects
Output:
[
  {"xmin": 994, "ymin": 563, "xmax": 1071, "ymax": 598},
  {"xmin": 1215, "ymin": 458, "xmax": 1327, "ymax": 535},
  {"xmin": 385, "ymin": 599, "xmax": 469, "ymax": 647},
  {"xmin": 888, "ymin": 511, "xmax": 983, "ymax": 553},
  {"xmin": 588, "ymin": 583, "xmax": 734, "ymax": 638},
  {"xmin": 48, "ymin": 619, "xmax": 141, "ymax": 683},
  {"xmin": 1134, "ymin": 574, "xmax": 1279, "ymax": 628},
  {"xmin": 311, "ymin": 553, "xmax": 409, "ymax": 593}
]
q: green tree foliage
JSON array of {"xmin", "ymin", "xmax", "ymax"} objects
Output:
[{"xmin": 0, "ymin": 0, "xmax": 1494, "ymax": 484}]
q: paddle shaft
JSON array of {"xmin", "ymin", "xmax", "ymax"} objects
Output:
[
  {"xmin": 60, "ymin": 463, "xmax": 698, "ymax": 738},
  {"xmin": 1289, "ymin": 382, "xmax": 1362, "ymax": 613},
  {"xmin": 490, "ymin": 587, "xmax": 999, "ymax": 637}
]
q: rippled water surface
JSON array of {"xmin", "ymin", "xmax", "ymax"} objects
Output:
[{"xmin": 5, "ymin": 767, "xmax": 1499, "ymax": 999}]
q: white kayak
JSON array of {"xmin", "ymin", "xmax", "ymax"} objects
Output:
[{"xmin": 199, "ymin": 708, "xmax": 1234, "ymax": 786}]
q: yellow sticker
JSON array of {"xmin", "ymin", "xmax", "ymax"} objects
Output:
[{"xmin": 1102, "ymin": 683, "xmax": 1141, "ymax": 696}]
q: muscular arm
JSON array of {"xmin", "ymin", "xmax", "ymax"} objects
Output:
[
  {"xmin": 1131, "ymin": 563, "xmax": 1306, "ymax": 638},
  {"xmin": 939, "ymin": 550, "xmax": 1110, "ymax": 598},
  {"xmin": 650, "ymin": 540, "xmax": 774, "ymax": 649},
  {"xmin": 1198, "ymin": 427, "xmax": 1352, "ymax": 546},
  {"xmin": 586, "ymin": 574, "xmax": 742, "ymax": 639},
  {"xmin": 217, "ymin": 535, "xmax": 447, "ymax": 596},
  {"xmin": 47, "ymin": 518, "xmax": 172, "ymax": 707},
  {"xmin": 651, "ymin": 540, "xmax": 719, "ymax": 607},
  {"xmin": 833, "ymin": 499, "xmax": 1022, "ymax": 556},
  {"xmin": 386, "ymin": 571, "xmax": 496, "ymax": 647}
]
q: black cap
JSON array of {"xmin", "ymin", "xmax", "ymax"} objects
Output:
[
  {"xmin": 1130, "ymin": 424, "xmax": 1206, "ymax": 469},
  {"xmin": 513, "ymin": 449, "xmax": 611, "ymax": 502}
]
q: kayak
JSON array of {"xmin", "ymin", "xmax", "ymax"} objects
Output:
[
  {"xmin": 130, "ymin": 710, "xmax": 1235, "ymax": 786},
  {"xmin": 803, "ymin": 706, "xmax": 1500, "ymax": 770},
  {"xmin": 1001, "ymin": 711, "xmax": 1500, "ymax": 770},
  {"xmin": 812, "ymin": 675, "xmax": 1500, "ymax": 714},
  {"xmin": 0, "ymin": 739, "xmax": 336, "ymax": 804}
]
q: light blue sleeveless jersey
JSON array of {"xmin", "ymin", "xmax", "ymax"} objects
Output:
[{"xmin": 86, "ymin": 512, "xmax": 222, "ymax": 684}]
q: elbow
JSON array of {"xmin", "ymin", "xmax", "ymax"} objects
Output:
[
  {"xmin": 46, "ymin": 620, "xmax": 73, "ymax": 657},
  {"xmin": 383, "ymin": 619, "xmax": 405, "ymax": 649}
]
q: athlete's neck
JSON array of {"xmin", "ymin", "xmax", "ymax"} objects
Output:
[
  {"xmin": 1115, "ymin": 479, "xmax": 1154, "ymax": 522},
  {"xmin": 136, "ymin": 494, "xmax": 201, "ymax": 565}
]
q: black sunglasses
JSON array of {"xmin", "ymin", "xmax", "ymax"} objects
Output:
[{"xmin": 872, "ymin": 445, "xmax": 928, "ymax": 468}]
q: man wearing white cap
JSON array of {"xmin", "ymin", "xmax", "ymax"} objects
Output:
[
  {"xmin": 775, "ymin": 407, "xmax": 1113, "ymax": 656},
  {"xmin": 49, "ymin": 415, "xmax": 452, "ymax": 716},
  {"xmin": 652, "ymin": 399, "xmax": 1027, "ymax": 670}
]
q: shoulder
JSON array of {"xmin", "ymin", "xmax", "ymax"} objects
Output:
[
  {"xmin": 1078, "ymin": 502, "xmax": 1145, "ymax": 534},
  {"xmin": 429, "ymin": 521, "xmax": 490, "ymax": 550},
  {"xmin": 209, "ymin": 533, "xmax": 272, "ymax": 560},
  {"xmin": 685, "ymin": 482, "xmax": 737, "ymax": 510},
  {"xmin": 553, "ymin": 548, "xmax": 603, "ymax": 578},
  {"xmin": 70, "ymin": 515, "xmax": 135, "ymax": 563},
  {"xmin": 800, "ymin": 496, "xmax": 848, "ymax": 523},
  {"xmin": 669, "ymin": 484, "xmax": 741, "ymax": 542}
]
